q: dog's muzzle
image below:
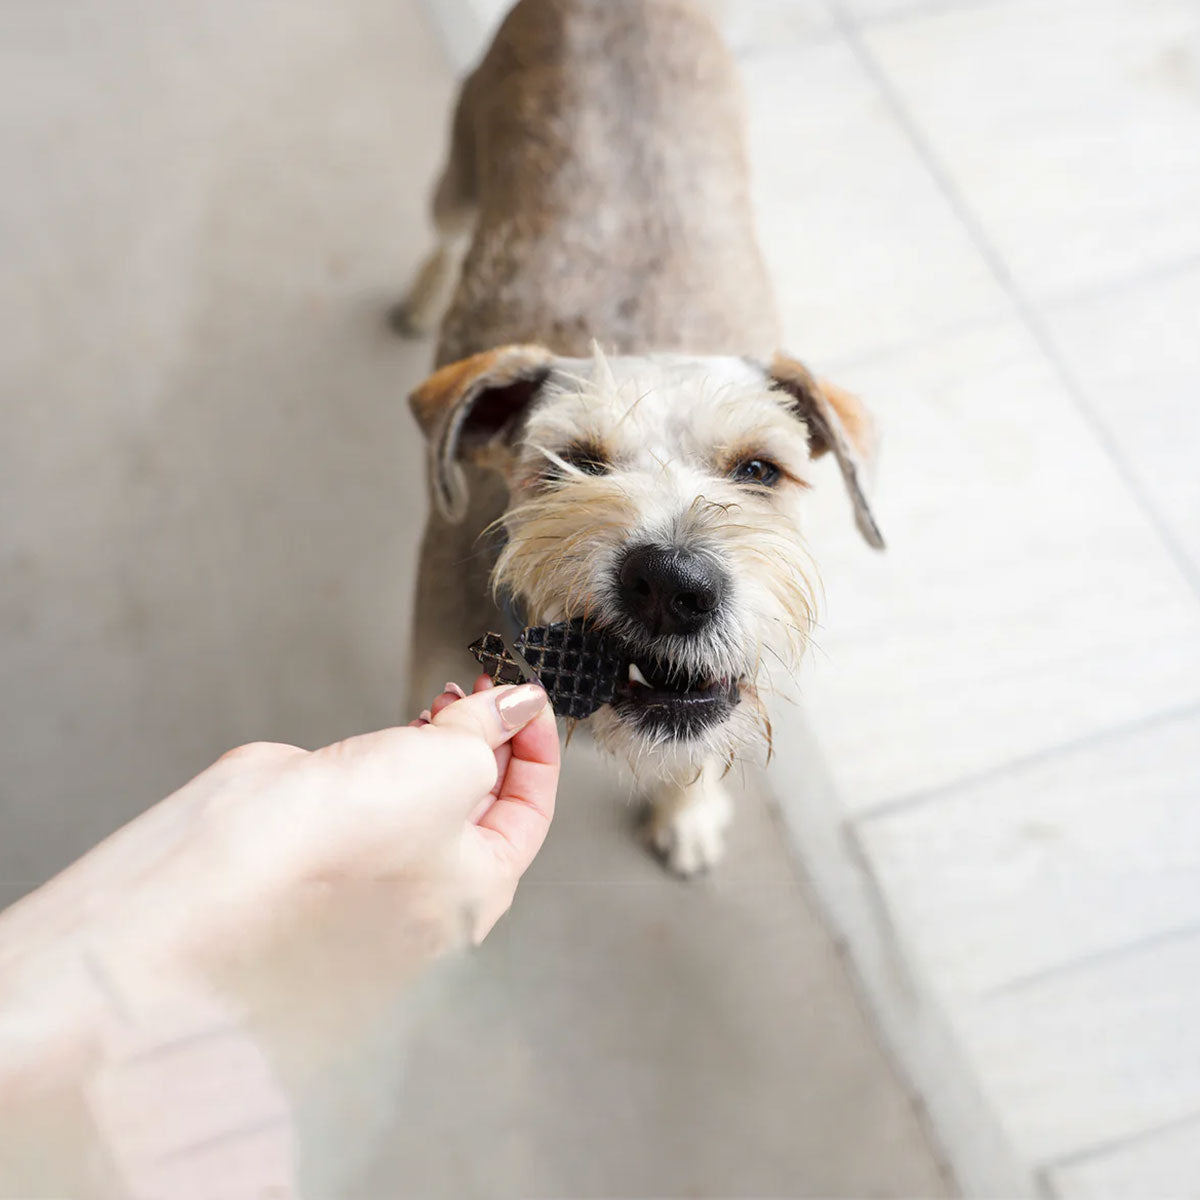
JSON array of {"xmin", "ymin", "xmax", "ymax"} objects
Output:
[{"xmin": 610, "ymin": 544, "xmax": 740, "ymax": 739}]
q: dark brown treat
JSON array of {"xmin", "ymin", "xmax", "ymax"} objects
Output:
[
  {"xmin": 468, "ymin": 632, "xmax": 528, "ymax": 686},
  {"xmin": 513, "ymin": 619, "xmax": 626, "ymax": 721},
  {"xmin": 469, "ymin": 622, "xmax": 629, "ymax": 720}
]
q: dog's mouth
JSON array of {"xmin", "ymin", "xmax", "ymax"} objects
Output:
[
  {"xmin": 612, "ymin": 654, "xmax": 742, "ymax": 738},
  {"xmin": 482, "ymin": 613, "xmax": 745, "ymax": 739}
]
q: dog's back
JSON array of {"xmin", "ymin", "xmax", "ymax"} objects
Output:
[{"xmin": 434, "ymin": 0, "xmax": 780, "ymax": 366}]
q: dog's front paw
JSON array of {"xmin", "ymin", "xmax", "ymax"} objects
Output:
[
  {"xmin": 652, "ymin": 806, "xmax": 727, "ymax": 877},
  {"xmin": 387, "ymin": 295, "xmax": 435, "ymax": 339},
  {"xmin": 646, "ymin": 770, "xmax": 733, "ymax": 877}
]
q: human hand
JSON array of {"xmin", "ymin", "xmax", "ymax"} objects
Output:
[
  {"xmin": 87, "ymin": 680, "xmax": 559, "ymax": 1015},
  {"xmin": 0, "ymin": 681, "xmax": 560, "ymax": 1196},
  {"xmin": 404, "ymin": 674, "xmax": 561, "ymax": 931},
  {"xmin": 413, "ymin": 673, "xmax": 541, "ymax": 819}
]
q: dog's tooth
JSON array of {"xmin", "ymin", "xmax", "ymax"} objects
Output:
[{"xmin": 629, "ymin": 663, "xmax": 650, "ymax": 688}]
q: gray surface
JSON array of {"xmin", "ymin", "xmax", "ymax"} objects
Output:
[
  {"xmin": 0, "ymin": 0, "xmax": 949, "ymax": 1194},
  {"xmin": 357, "ymin": 746, "xmax": 950, "ymax": 1198},
  {"xmin": 1, "ymin": 0, "xmax": 447, "ymax": 888}
]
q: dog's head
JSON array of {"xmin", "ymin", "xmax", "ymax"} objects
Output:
[{"xmin": 410, "ymin": 344, "xmax": 883, "ymax": 775}]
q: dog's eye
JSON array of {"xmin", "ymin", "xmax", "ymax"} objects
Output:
[
  {"xmin": 730, "ymin": 457, "xmax": 782, "ymax": 487},
  {"xmin": 558, "ymin": 444, "xmax": 609, "ymax": 476}
]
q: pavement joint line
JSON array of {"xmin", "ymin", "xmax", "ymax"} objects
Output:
[
  {"xmin": 1036, "ymin": 1105, "xmax": 1200, "ymax": 1186},
  {"xmin": 828, "ymin": 0, "xmax": 1200, "ymax": 603},
  {"xmin": 982, "ymin": 920, "xmax": 1200, "ymax": 1000},
  {"xmin": 854, "ymin": 698, "xmax": 1200, "ymax": 825}
]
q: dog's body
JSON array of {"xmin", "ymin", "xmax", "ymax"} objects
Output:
[
  {"xmin": 401, "ymin": 0, "xmax": 882, "ymax": 874},
  {"xmin": 426, "ymin": 0, "xmax": 780, "ymax": 365}
]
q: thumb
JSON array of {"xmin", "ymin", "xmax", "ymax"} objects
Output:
[{"xmin": 429, "ymin": 683, "xmax": 551, "ymax": 749}]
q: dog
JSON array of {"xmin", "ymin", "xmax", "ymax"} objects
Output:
[{"xmin": 398, "ymin": 0, "xmax": 883, "ymax": 875}]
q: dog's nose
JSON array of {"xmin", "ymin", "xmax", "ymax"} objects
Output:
[{"xmin": 618, "ymin": 545, "xmax": 728, "ymax": 637}]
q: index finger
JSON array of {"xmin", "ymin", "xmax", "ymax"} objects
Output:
[{"xmin": 474, "ymin": 701, "xmax": 560, "ymax": 878}]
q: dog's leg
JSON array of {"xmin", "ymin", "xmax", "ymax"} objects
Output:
[
  {"xmin": 390, "ymin": 81, "xmax": 478, "ymax": 338},
  {"xmin": 645, "ymin": 762, "xmax": 733, "ymax": 877},
  {"xmin": 390, "ymin": 225, "xmax": 472, "ymax": 338}
]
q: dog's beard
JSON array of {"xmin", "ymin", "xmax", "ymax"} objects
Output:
[
  {"xmin": 500, "ymin": 579, "xmax": 792, "ymax": 781},
  {"xmin": 587, "ymin": 684, "xmax": 772, "ymax": 782},
  {"xmin": 491, "ymin": 477, "xmax": 818, "ymax": 778}
]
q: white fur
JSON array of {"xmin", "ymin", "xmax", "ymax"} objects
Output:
[
  {"xmin": 489, "ymin": 350, "xmax": 821, "ymax": 872},
  {"xmin": 646, "ymin": 764, "xmax": 735, "ymax": 877}
]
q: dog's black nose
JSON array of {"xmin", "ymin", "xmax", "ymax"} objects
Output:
[{"xmin": 618, "ymin": 545, "xmax": 728, "ymax": 637}]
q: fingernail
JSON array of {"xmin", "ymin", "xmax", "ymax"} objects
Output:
[
  {"xmin": 495, "ymin": 683, "xmax": 548, "ymax": 730},
  {"xmin": 416, "ymin": 709, "xmax": 433, "ymax": 726},
  {"xmin": 443, "ymin": 681, "xmax": 467, "ymax": 700}
]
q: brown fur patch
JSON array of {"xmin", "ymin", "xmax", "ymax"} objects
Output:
[
  {"xmin": 768, "ymin": 352, "xmax": 885, "ymax": 549},
  {"xmin": 408, "ymin": 344, "xmax": 553, "ymax": 437},
  {"xmin": 768, "ymin": 353, "xmax": 876, "ymax": 462}
]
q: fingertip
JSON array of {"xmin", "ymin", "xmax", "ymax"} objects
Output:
[
  {"xmin": 430, "ymin": 682, "xmax": 547, "ymax": 751},
  {"xmin": 495, "ymin": 683, "xmax": 549, "ymax": 733},
  {"xmin": 527, "ymin": 691, "xmax": 559, "ymax": 733}
]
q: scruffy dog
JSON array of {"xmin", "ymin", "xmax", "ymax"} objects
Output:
[{"xmin": 398, "ymin": 0, "xmax": 883, "ymax": 875}]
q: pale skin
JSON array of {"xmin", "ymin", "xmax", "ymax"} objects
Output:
[{"xmin": 0, "ymin": 678, "xmax": 557, "ymax": 1198}]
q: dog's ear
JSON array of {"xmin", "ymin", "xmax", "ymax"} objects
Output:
[
  {"xmin": 767, "ymin": 353, "xmax": 885, "ymax": 550},
  {"xmin": 409, "ymin": 345, "xmax": 555, "ymax": 523}
]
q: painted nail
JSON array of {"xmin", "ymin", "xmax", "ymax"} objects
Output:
[
  {"xmin": 417, "ymin": 709, "xmax": 433, "ymax": 726},
  {"xmin": 443, "ymin": 681, "xmax": 467, "ymax": 700},
  {"xmin": 495, "ymin": 684, "xmax": 549, "ymax": 731}
]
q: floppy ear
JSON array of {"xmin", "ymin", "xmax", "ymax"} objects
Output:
[
  {"xmin": 767, "ymin": 353, "xmax": 885, "ymax": 550},
  {"xmin": 409, "ymin": 345, "xmax": 555, "ymax": 523}
]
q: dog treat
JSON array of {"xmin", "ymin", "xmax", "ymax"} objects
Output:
[
  {"xmin": 469, "ymin": 620, "xmax": 627, "ymax": 721},
  {"xmin": 468, "ymin": 632, "xmax": 528, "ymax": 687},
  {"xmin": 514, "ymin": 619, "xmax": 626, "ymax": 721}
]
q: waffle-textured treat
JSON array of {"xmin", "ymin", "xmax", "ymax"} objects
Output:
[
  {"xmin": 468, "ymin": 621, "xmax": 628, "ymax": 721},
  {"xmin": 468, "ymin": 632, "xmax": 528, "ymax": 686},
  {"xmin": 513, "ymin": 619, "xmax": 626, "ymax": 721}
]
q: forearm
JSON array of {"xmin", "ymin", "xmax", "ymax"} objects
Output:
[
  {"xmin": 0, "ymin": 884, "xmax": 140, "ymax": 1195},
  {"xmin": 0, "ymin": 792, "xmax": 467, "ymax": 1195},
  {"xmin": 0, "ymin": 695, "xmax": 553, "ymax": 1195},
  {"xmin": 0, "ymin": 766, "xmax": 279, "ymax": 1192}
]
